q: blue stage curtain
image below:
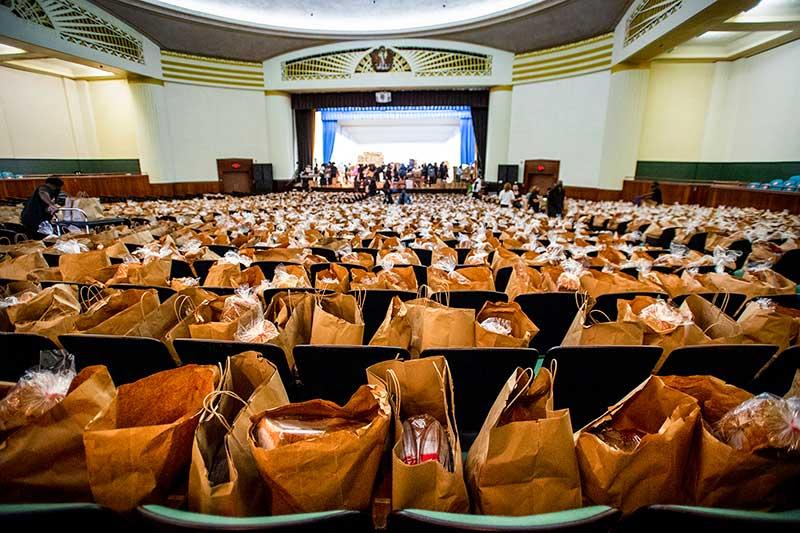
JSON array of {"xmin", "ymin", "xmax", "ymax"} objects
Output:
[
  {"xmin": 322, "ymin": 119, "xmax": 337, "ymax": 163},
  {"xmin": 460, "ymin": 116, "xmax": 476, "ymax": 165}
]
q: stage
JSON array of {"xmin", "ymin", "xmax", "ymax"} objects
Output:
[{"xmin": 309, "ymin": 182, "xmax": 468, "ymax": 193}]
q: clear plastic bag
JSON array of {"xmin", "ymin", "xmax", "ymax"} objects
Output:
[
  {"xmin": 0, "ymin": 355, "xmax": 76, "ymax": 432},
  {"xmin": 221, "ymin": 250, "xmax": 253, "ymax": 268},
  {"xmin": 234, "ymin": 313, "xmax": 279, "ymax": 343},
  {"xmin": 594, "ymin": 424, "xmax": 648, "ymax": 452},
  {"xmin": 637, "ymin": 300, "xmax": 693, "ymax": 333},
  {"xmin": 54, "ymin": 240, "xmax": 89, "ymax": 255},
  {"xmin": 221, "ymin": 286, "xmax": 262, "ymax": 321},
  {"xmin": 37, "ymin": 221, "xmax": 55, "ymax": 236},
  {"xmin": 431, "ymin": 254, "xmax": 457, "ymax": 273},
  {"xmin": 712, "ymin": 246, "xmax": 742, "ymax": 273},
  {"xmin": 270, "ymin": 264, "xmax": 304, "ymax": 288},
  {"xmin": 400, "ymin": 414, "xmax": 453, "ymax": 471},
  {"xmin": 256, "ymin": 415, "xmax": 368, "ymax": 450},
  {"xmin": 715, "ymin": 393, "xmax": 800, "ymax": 453},
  {"xmin": 479, "ymin": 317, "xmax": 512, "ymax": 335}
]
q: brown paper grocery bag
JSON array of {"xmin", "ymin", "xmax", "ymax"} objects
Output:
[
  {"xmin": 309, "ymin": 293, "xmax": 365, "ymax": 345},
  {"xmin": 737, "ymin": 300, "xmax": 800, "ymax": 354},
  {"xmin": 314, "ymin": 263, "xmax": 350, "ymax": 293},
  {"xmin": 378, "ymin": 266, "xmax": 418, "ymax": 291},
  {"xmin": 248, "ymin": 385, "xmax": 390, "ymax": 515},
  {"xmin": 369, "ymin": 295, "xmax": 412, "ymax": 349},
  {"xmin": 575, "ymin": 376, "xmax": 700, "ymax": 514},
  {"xmin": 662, "ymin": 375, "xmax": 800, "ymax": 509},
  {"xmin": 112, "ymin": 259, "xmax": 172, "ymax": 287},
  {"xmin": 128, "ymin": 288, "xmax": 215, "ymax": 341},
  {"xmin": 466, "ymin": 366, "xmax": 581, "ymax": 515},
  {"xmin": 74, "ymin": 289, "xmax": 156, "ymax": 332},
  {"xmin": 59, "ymin": 250, "xmax": 112, "ymax": 283},
  {"xmin": 0, "ymin": 366, "xmax": 116, "ymax": 503},
  {"xmin": 427, "ymin": 266, "xmax": 495, "ymax": 292},
  {"xmin": 366, "ymin": 356, "xmax": 469, "ymax": 512},
  {"xmin": 188, "ymin": 352, "xmax": 289, "ymax": 516},
  {"xmin": 6, "ymin": 283, "xmax": 80, "ymax": 327},
  {"xmin": 475, "ymin": 301, "xmax": 539, "ymax": 348},
  {"xmin": 81, "ymin": 289, "xmax": 160, "ymax": 336},
  {"xmin": 84, "ymin": 364, "xmax": 219, "ymax": 511},
  {"xmin": 264, "ymin": 291, "xmax": 314, "ymax": 368},
  {"xmin": 405, "ymin": 298, "xmax": 475, "ymax": 357},
  {"xmin": 561, "ymin": 304, "xmax": 645, "ymax": 347},
  {"xmin": 204, "ymin": 263, "xmax": 242, "ymax": 287},
  {"xmin": 679, "ymin": 294, "xmax": 741, "ymax": 341},
  {"xmin": 0, "ymin": 251, "xmax": 49, "ymax": 281}
]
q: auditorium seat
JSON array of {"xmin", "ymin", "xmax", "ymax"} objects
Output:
[
  {"xmin": 0, "ymin": 503, "xmax": 123, "ymax": 530},
  {"xmin": 253, "ymin": 260, "xmax": 305, "ymax": 281},
  {"xmin": 493, "ymin": 266, "xmax": 513, "ymax": 292},
  {"xmin": 727, "ymin": 239, "xmax": 752, "ymax": 270},
  {"xmin": 773, "ymin": 248, "xmax": 800, "ymax": 284},
  {"xmin": 59, "ymin": 334, "xmax": 177, "ymax": 385},
  {"xmin": 208, "ymin": 244, "xmax": 236, "ymax": 257},
  {"xmin": 686, "ymin": 232, "xmax": 708, "ymax": 253},
  {"xmin": 432, "ymin": 290, "xmax": 507, "ymax": 313},
  {"xmin": 348, "ymin": 288, "xmax": 416, "ymax": 341},
  {"xmin": 591, "ymin": 292, "xmax": 668, "ymax": 321},
  {"xmin": 310, "ymin": 246, "xmax": 338, "ymax": 262},
  {"xmin": 294, "ymin": 344, "xmax": 408, "ymax": 405},
  {"xmin": 419, "ymin": 347, "xmax": 538, "ymax": 447},
  {"xmin": 749, "ymin": 345, "xmax": 799, "ymax": 395},
  {"xmin": 352, "ymin": 247, "xmax": 378, "ymax": 258},
  {"xmin": 410, "ymin": 247, "xmax": 433, "ymax": 266},
  {"xmin": 190, "ymin": 259, "xmax": 217, "ymax": 283},
  {"xmin": 645, "ymin": 227, "xmax": 676, "ymax": 249},
  {"xmin": 389, "ymin": 506, "xmax": 620, "ymax": 533},
  {"xmin": 173, "ymin": 338, "xmax": 295, "ymax": 397},
  {"xmin": 138, "ymin": 505, "xmax": 367, "ymax": 532},
  {"xmin": 544, "ymin": 346, "xmax": 663, "ymax": 429},
  {"xmin": 197, "ymin": 286, "xmax": 236, "ymax": 296},
  {"xmin": 617, "ymin": 505, "xmax": 800, "ymax": 533},
  {"xmin": 170, "ymin": 259, "xmax": 195, "ymax": 280},
  {"xmin": 514, "ymin": 292, "xmax": 585, "ymax": 353},
  {"xmin": 657, "ymin": 344, "xmax": 777, "ymax": 389},
  {"xmin": 0, "ymin": 331, "xmax": 57, "ymax": 381}
]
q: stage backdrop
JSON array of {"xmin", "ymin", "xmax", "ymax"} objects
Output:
[{"xmin": 316, "ymin": 106, "xmax": 473, "ymax": 168}]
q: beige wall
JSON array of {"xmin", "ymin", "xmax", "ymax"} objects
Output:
[
  {"xmin": 88, "ymin": 79, "xmax": 138, "ymax": 159},
  {"xmin": 638, "ymin": 62, "xmax": 715, "ymax": 161}
]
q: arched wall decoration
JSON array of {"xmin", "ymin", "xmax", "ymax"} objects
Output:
[
  {"xmin": 282, "ymin": 45, "xmax": 491, "ymax": 81},
  {"xmin": 1, "ymin": 0, "xmax": 145, "ymax": 63},
  {"xmin": 624, "ymin": 0, "xmax": 682, "ymax": 46}
]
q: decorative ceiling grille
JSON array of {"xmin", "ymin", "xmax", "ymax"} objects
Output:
[
  {"xmin": 283, "ymin": 48, "xmax": 368, "ymax": 80},
  {"xmin": 625, "ymin": 0, "xmax": 682, "ymax": 46},
  {"xmin": 1, "ymin": 0, "xmax": 145, "ymax": 63},
  {"xmin": 399, "ymin": 47, "xmax": 491, "ymax": 77},
  {"xmin": 282, "ymin": 46, "xmax": 492, "ymax": 80}
]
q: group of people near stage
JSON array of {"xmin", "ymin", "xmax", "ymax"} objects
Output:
[{"xmin": 298, "ymin": 160, "xmax": 481, "ymax": 190}]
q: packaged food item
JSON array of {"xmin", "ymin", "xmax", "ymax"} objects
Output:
[
  {"xmin": 479, "ymin": 317, "xmax": 512, "ymax": 336},
  {"xmin": 714, "ymin": 393, "xmax": 800, "ymax": 453},
  {"xmin": 0, "ymin": 365, "xmax": 76, "ymax": 432},
  {"xmin": 234, "ymin": 314, "xmax": 279, "ymax": 343},
  {"xmin": 592, "ymin": 425, "xmax": 648, "ymax": 452},
  {"xmin": 256, "ymin": 415, "xmax": 369, "ymax": 450},
  {"xmin": 400, "ymin": 414, "xmax": 453, "ymax": 471},
  {"xmin": 221, "ymin": 286, "xmax": 262, "ymax": 322}
]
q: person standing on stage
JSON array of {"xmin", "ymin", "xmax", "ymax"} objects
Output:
[
  {"xmin": 21, "ymin": 175, "xmax": 63, "ymax": 237},
  {"xmin": 547, "ymin": 180, "xmax": 565, "ymax": 217},
  {"xmin": 472, "ymin": 174, "xmax": 483, "ymax": 199},
  {"xmin": 527, "ymin": 186, "xmax": 541, "ymax": 213}
]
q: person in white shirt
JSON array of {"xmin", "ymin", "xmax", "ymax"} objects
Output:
[
  {"xmin": 498, "ymin": 182, "xmax": 515, "ymax": 207},
  {"xmin": 472, "ymin": 176, "xmax": 482, "ymax": 199}
]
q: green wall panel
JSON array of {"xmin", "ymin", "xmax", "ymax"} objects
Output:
[
  {"xmin": 0, "ymin": 159, "xmax": 140, "ymax": 176},
  {"xmin": 636, "ymin": 161, "xmax": 800, "ymax": 183}
]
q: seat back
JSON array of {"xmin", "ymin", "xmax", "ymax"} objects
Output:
[
  {"xmin": 431, "ymin": 290, "xmax": 508, "ymax": 313},
  {"xmin": 618, "ymin": 505, "xmax": 800, "ymax": 533},
  {"xmin": 657, "ymin": 344, "xmax": 777, "ymax": 389},
  {"xmin": 494, "ymin": 266, "xmax": 513, "ymax": 293},
  {"xmin": 419, "ymin": 347, "xmax": 539, "ymax": 446},
  {"xmin": 253, "ymin": 261, "xmax": 304, "ymax": 281},
  {"xmin": 514, "ymin": 292, "xmax": 585, "ymax": 353},
  {"xmin": 170, "ymin": 259, "xmax": 195, "ymax": 280},
  {"xmin": 773, "ymin": 248, "xmax": 800, "ymax": 284},
  {"xmin": 294, "ymin": 344, "xmax": 408, "ymax": 405},
  {"xmin": 686, "ymin": 232, "xmax": 708, "ymax": 253},
  {"xmin": 348, "ymin": 289, "xmax": 416, "ymax": 342},
  {"xmin": 59, "ymin": 334, "xmax": 177, "ymax": 385},
  {"xmin": 0, "ymin": 503, "xmax": 122, "ymax": 530},
  {"xmin": 0, "ymin": 332, "xmax": 57, "ymax": 381},
  {"xmin": 173, "ymin": 338, "xmax": 295, "ymax": 398},
  {"xmin": 544, "ymin": 345, "xmax": 663, "ymax": 429},
  {"xmin": 389, "ymin": 505, "xmax": 620, "ymax": 533},
  {"xmin": 106, "ymin": 283, "xmax": 176, "ymax": 303},
  {"xmin": 138, "ymin": 505, "xmax": 366, "ymax": 532},
  {"xmin": 310, "ymin": 247, "xmax": 338, "ymax": 262},
  {"xmin": 749, "ymin": 345, "xmax": 800, "ymax": 395},
  {"xmin": 410, "ymin": 248, "xmax": 433, "ymax": 266}
]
